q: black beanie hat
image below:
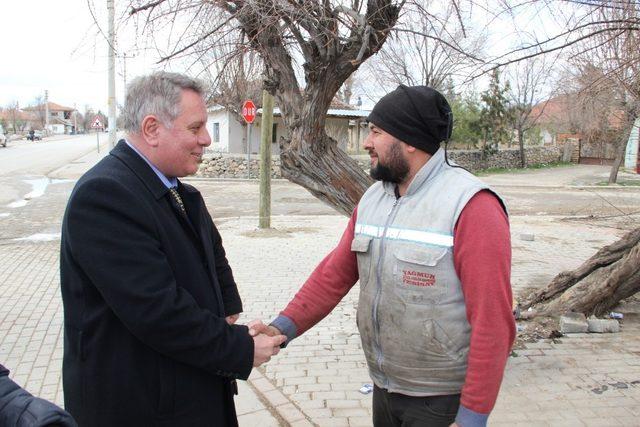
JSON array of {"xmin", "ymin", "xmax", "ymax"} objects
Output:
[{"xmin": 367, "ymin": 85, "xmax": 452, "ymax": 155}]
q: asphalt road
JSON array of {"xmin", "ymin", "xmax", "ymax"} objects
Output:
[
  {"xmin": 0, "ymin": 133, "xmax": 112, "ymax": 205},
  {"xmin": 1, "ymin": 136, "xmax": 639, "ymax": 226}
]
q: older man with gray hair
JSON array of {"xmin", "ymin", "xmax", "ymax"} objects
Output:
[{"xmin": 60, "ymin": 71, "xmax": 285, "ymax": 427}]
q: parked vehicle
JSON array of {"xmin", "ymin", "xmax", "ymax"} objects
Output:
[
  {"xmin": 0, "ymin": 125, "xmax": 6, "ymax": 147},
  {"xmin": 26, "ymin": 130, "xmax": 43, "ymax": 141}
]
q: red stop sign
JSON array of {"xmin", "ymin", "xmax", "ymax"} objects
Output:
[{"xmin": 242, "ymin": 100, "xmax": 256, "ymax": 124}]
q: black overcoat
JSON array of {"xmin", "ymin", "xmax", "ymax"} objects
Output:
[{"xmin": 60, "ymin": 141, "xmax": 253, "ymax": 426}]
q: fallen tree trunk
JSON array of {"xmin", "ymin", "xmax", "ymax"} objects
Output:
[{"xmin": 521, "ymin": 227, "xmax": 640, "ymax": 317}]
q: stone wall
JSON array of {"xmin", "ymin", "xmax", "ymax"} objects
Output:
[
  {"xmin": 197, "ymin": 154, "xmax": 281, "ymax": 179},
  {"xmin": 448, "ymin": 146, "xmax": 562, "ymax": 171},
  {"xmin": 196, "ymin": 146, "xmax": 562, "ymax": 179}
]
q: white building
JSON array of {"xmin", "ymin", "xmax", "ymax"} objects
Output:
[
  {"xmin": 206, "ymin": 105, "xmax": 371, "ymax": 155},
  {"xmin": 624, "ymin": 118, "xmax": 639, "ymax": 171}
]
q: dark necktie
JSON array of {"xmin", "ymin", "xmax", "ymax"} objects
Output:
[{"xmin": 168, "ymin": 187, "xmax": 186, "ymax": 213}]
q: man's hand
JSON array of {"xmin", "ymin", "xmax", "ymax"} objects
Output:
[
  {"xmin": 246, "ymin": 319, "xmax": 281, "ymax": 337},
  {"xmin": 253, "ymin": 333, "xmax": 287, "ymax": 367},
  {"xmin": 225, "ymin": 314, "xmax": 240, "ymax": 325}
]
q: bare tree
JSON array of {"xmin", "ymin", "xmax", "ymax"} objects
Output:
[
  {"xmin": 28, "ymin": 96, "xmax": 47, "ymax": 130},
  {"xmin": 4, "ymin": 102, "xmax": 24, "ymax": 133},
  {"xmin": 196, "ymin": 33, "xmax": 265, "ymax": 152},
  {"xmin": 128, "ymin": 0, "xmax": 404, "ymax": 215},
  {"xmin": 506, "ymin": 57, "xmax": 551, "ymax": 167},
  {"xmin": 365, "ymin": 2, "xmax": 485, "ymax": 94},
  {"xmin": 555, "ymin": 3, "xmax": 639, "ymax": 183},
  {"xmin": 198, "ymin": 32, "xmax": 265, "ymax": 123},
  {"xmin": 83, "ymin": 106, "xmax": 96, "ymax": 131},
  {"xmin": 480, "ymin": 1, "xmax": 640, "ymax": 180},
  {"xmin": 510, "ymin": 3, "xmax": 640, "ymax": 322},
  {"xmin": 337, "ymin": 74, "xmax": 357, "ymax": 106}
]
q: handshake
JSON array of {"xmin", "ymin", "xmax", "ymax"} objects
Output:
[{"xmin": 227, "ymin": 315, "xmax": 286, "ymax": 367}]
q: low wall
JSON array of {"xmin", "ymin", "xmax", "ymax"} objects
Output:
[{"xmin": 196, "ymin": 146, "xmax": 562, "ymax": 179}]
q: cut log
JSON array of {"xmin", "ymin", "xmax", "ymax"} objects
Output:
[{"xmin": 521, "ymin": 227, "xmax": 640, "ymax": 317}]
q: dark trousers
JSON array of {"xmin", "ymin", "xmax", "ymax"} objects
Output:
[{"xmin": 372, "ymin": 385, "xmax": 460, "ymax": 427}]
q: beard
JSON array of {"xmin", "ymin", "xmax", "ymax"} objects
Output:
[{"xmin": 370, "ymin": 142, "xmax": 409, "ymax": 183}]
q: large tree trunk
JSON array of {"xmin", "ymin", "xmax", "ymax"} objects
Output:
[
  {"xmin": 237, "ymin": 0, "xmax": 400, "ymax": 215},
  {"xmin": 281, "ymin": 133, "xmax": 372, "ymax": 216},
  {"xmin": 518, "ymin": 127, "xmax": 526, "ymax": 168},
  {"xmin": 608, "ymin": 132, "xmax": 630, "ymax": 184},
  {"xmin": 277, "ymin": 75, "xmax": 373, "ymax": 215},
  {"xmin": 521, "ymin": 227, "xmax": 640, "ymax": 317}
]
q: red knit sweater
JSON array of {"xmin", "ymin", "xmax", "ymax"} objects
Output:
[{"xmin": 280, "ymin": 190, "xmax": 515, "ymax": 416}]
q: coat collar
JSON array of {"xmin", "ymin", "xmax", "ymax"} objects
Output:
[{"xmin": 110, "ymin": 139, "xmax": 171, "ymax": 201}]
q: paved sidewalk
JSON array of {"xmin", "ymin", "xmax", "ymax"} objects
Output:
[
  {"xmin": 0, "ymin": 163, "xmax": 639, "ymax": 426},
  {"xmin": 220, "ymin": 214, "xmax": 639, "ymax": 426}
]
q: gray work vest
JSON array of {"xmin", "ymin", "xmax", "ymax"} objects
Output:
[{"xmin": 352, "ymin": 148, "xmax": 505, "ymax": 396}]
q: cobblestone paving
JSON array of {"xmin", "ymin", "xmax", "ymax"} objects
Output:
[
  {"xmin": 0, "ymin": 174, "xmax": 639, "ymax": 426},
  {"xmin": 220, "ymin": 214, "xmax": 640, "ymax": 427}
]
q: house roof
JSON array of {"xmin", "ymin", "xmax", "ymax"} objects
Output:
[
  {"xmin": 530, "ymin": 96, "xmax": 571, "ymax": 125},
  {"xmin": 23, "ymin": 102, "xmax": 75, "ymax": 112},
  {"xmin": 207, "ymin": 105, "xmax": 226, "ymax": 113},
  {"xmin": 531, "ymin": 95, "xmax": 626, "ymax": 130}
]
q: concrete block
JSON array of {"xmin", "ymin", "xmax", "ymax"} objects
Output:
[
  {"xmin": 560, "ymin": 313, "xmax": 588, "ymax": 334},
  {"xmin": 587, "ymin": 318, "xmax": 620, "ymax": 333}
]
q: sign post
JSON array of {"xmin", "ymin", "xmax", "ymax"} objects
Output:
[
  {"xmin": 242, "ymin": 100, "xmax": 256, "ymax": 178},
  {"xmin": 91, "ymin": 115, "xmax": 104, "ymax": 153},
  {"xmin": 258, "ymin": 91, "xmax": 274, "ymax": 229}
]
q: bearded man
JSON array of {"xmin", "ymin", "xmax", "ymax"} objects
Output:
[{"xmin": 257, "ymin": 85, "xmax": 515, "ymax": 427}]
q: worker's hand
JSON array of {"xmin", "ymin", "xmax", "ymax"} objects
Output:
[
  {"xmin": 253, "ymin": 333, "xmax": 287, "ymax": 367},
  {"xmin": 225, "ymin": 314, "xmax": 240, "ymax": 325},
  {"xmin": 247, "ymin": 319, "xmax": 282, "ymax": 337}
]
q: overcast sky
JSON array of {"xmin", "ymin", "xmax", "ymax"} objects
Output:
[
  {"xmin": 0, "ymin": 1, "xmax": 567, "ymax": 113},
  {"xmin": 0, "ymin": 0, "xmax": 164, "ymax": 113}
]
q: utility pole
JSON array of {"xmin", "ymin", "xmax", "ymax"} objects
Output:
[
  {"xmin": 258, "ymin": 90, "xmax": 274, "ymax": 229},
  {"xmin": 107, "ymin": 0, "xmax": 117, "ymax": 149},
  {"xmin": 44, "ymin": 90, "xmax": 49, "ymax": 131}
]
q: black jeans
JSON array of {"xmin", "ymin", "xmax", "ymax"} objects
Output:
[{"xmin": 372, "ymin": 385, "xmax": 460, "ymax": 427}]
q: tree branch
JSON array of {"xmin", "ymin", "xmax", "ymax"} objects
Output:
[{"xmin": 130, "ymin": 0, "xmax": 166, "ymax": 15}]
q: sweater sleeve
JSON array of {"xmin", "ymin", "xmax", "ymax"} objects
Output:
[
  {"xmin": 278, "ymin": 210, "xmax": 360, "ymax": 337},
  {"xmin": 453, "ymin": 190, "xmax": 515, "ymax": 426}
]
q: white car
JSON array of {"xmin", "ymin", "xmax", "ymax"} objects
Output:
[{"xmin": 0, "ymin": 125, "xmax": 7, "ymax": 147}]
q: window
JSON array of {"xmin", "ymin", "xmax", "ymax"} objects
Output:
[
  {"xmin": 212, "ymin": 122, "xmax": 220, "ymax": 143},
  {"xmin": 272, "ymin": 123, "xmax": 277, "ymax": 144}
]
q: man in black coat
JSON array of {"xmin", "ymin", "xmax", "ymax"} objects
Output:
[{"xmin": 60, "ymin": 72, "xmax": 285, "ymax": 426}]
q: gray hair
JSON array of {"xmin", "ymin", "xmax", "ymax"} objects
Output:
[{"xmin": 122, "ymin": 71, "xmax": 207, "ymax": 133}]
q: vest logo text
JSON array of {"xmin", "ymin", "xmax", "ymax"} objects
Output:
[{"xmin": 402, "ymin": 270, "xmax": 436, "ymax": 287}]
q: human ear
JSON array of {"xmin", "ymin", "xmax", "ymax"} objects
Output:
[
  {"xmin": 404, "ymin": 143, "xmax": 417, "ymax": 153},
  {"xmin": 141, "ymin": 115, "xmax": 161, "ymax": 146}
]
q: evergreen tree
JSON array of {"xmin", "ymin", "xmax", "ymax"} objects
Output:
[
  {"xmin": 479, "ymin": 69, "xmax": 512, "ymax": 153},
  {"xmin": 449, "ymin": 94, "xmax": 483, "ymax": 149}
]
